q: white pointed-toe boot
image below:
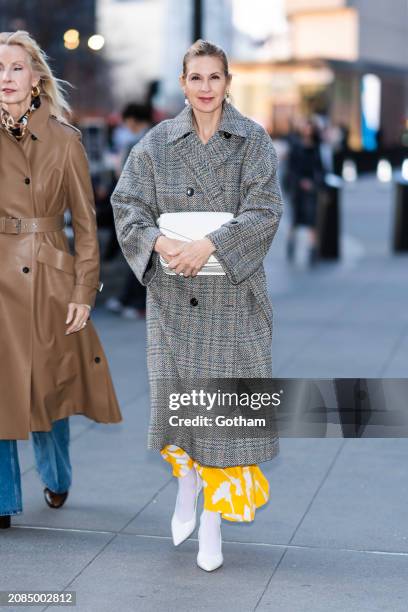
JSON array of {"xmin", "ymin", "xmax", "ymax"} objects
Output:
[
  {"xmin": 197, "ymin": 510, "xmax": 223, "ymax": 572},
  {"xmin": 171, "ymin": 468, "xmax": 202, "ymax": 546}
]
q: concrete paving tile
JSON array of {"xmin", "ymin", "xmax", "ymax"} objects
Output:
[
  {"xmin": 292, "ymin": 438, "xmax": 408, "ymax": 552},
  {"xmin": 381, "ymin": 331, "xmax": 408, "ymax": 377},
  {"xmin": 68, "ymin": 533, "xmax": 284, "ymax": 612},
  {"xmin": 280, "ymin": 326, "xmax": 399, "ymax": 378},
  {"xmin": 257, "ymin": 546, "xmax": 408, "ymax": 612},
  {"xmin": 0, "ymin": 528, "xmax": 112, "ymax": 610}
]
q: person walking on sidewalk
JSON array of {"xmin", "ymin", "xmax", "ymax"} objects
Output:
[
  {"xmin": 105, "ymin": 103, "xmax": 152, "ymax": 319},
  {"xmin": 111, "ymin": 40, "xmax": 282, "ymax": 572},
  {"xmin": 0, "ymin": 31, "xmax": 122, "ymax": 530},
  {"xmin": 286, "ymin": 117, "xmax": 324, "ymax": 266}
]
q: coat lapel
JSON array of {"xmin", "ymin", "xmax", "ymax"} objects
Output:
[
  {"xmin": 168, "ymin": 103, "xmax": 248, "ymax": 212},
  {"xmin": 172, "ymin": 135, "xmax": 224, "ymax": 212},
  {"xmin": 26, "ymin": 95, "xmax": 51, "ymax": 141}
]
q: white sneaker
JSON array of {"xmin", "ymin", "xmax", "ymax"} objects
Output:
[
  {"xmin": 171, "ymin": 470, "xmax": 202, "ymax": 546},
  {"xmin": 196, "ymin": 511, "xmax": 223, "ymax": 572}
]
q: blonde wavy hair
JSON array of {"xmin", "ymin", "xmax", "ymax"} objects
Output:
[{"xmin": 0, "ymin": 30, "xmax": 71, "ymax": 119}]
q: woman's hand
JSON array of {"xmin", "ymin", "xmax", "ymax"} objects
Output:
[
  {"xmin": 166, "ymin": 238, "xmax": 216, "ymax": 277},
  {"xmin": 65, "ymin": 303, "xmax": 91, "ymax": 335},
  {"xmin": 154, "ymin": 235, "xmax": 187, "ymax": 262}
]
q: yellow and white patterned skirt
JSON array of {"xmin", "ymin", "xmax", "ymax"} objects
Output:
[{"xmin": 161, "ymin": 444, "xmax": 269, "ymax": 522}]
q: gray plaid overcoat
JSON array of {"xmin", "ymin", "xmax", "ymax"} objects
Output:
[{"xmin": 111, "ymin": 102, "xmax": 283, "ymax": 467}]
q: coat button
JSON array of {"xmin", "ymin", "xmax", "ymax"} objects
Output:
[
  {"xmin": 186, "ymin": 187, "xmax": 194, "ymax": 196},
  {"xmin": 24, "ymin": 177, "xmax": 31, "ymax": 184},
  {"xmin": 31, "ymin": 134, "xmax": 37, "ymax": 141},
  {"xmin": 190, "ymin": 297, "xmax": 198, "ymax": 307},
  {"xmin": 223, "ymin": 131, "xmax": 231, "ymax": 139},
  {"xmin": 94, "ymin": 356, "xmax": 101, "ymax": 363},
  {"xmin": 22, "ymin": 267, "xmax": 30, "ymax": 273}
]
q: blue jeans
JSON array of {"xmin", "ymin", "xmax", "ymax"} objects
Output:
[{"xmin": 0, "ymin": 418, "xmax": 72, "ymax": 516}]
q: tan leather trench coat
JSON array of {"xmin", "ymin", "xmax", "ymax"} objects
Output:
[{"xmin": 0, "ymin": 96, "xmax": 122, "ymax": 440}]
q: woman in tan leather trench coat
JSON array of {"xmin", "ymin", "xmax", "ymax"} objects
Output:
[{"xmin": 0, "ymin": 31, "xmax": 122, "ymax": 529}]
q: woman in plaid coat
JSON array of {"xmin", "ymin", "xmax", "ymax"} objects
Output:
[{"xmin": 111, "ymin": 40, "xmax": 283, "ymax": 572}]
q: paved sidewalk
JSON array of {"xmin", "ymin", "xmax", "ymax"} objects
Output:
[{"xmin": 2, "ymin": 176, "xmax": 408, "ymax": 611}]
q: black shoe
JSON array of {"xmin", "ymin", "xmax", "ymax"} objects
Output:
[
  {"xmin": 44, "ymin": 488, "xmax": 69, "ymax": 509},
  {"xmin": 0, "ymin": 515, "xmax": 11, "ymax": 529}
]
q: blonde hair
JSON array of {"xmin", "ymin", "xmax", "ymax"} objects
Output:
[
  {"xmin": 182, "ymin": 39, "xmax": 230, "ymax": 79},
  {"xmin": 0, "ymin": 30, "xmax": 71, "ymax": 119}
]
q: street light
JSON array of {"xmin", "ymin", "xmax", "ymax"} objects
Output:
[
  {"xmin": 64, "ymin": 29, "xmax": 80, "ymax": 50},
  {"xmin": 342, "ymin": 159, "xmax": 357, "ymax": 183},
  {"xmin": 377, "ymin": 159, "xmax": 392, "ymax": 183},
  {"xmin": 88, "ymin": 35, "xmax": 105, "ymax": 51},
  {"xmin": 402, "ymin": 159, "xmax": 408, "ymax": 181}
]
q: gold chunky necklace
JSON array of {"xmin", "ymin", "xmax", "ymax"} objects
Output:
[{"xmin": 0, "ymin": 95, "xmax": 41, "ymax": 141}]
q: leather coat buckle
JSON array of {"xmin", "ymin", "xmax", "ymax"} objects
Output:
[{"xmin": 9, "ymin": 218, "xmax": 22, "ymax": 234}]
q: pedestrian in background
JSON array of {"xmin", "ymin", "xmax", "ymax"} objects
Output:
[
  {"xmin": 106, "ymin": 103, "xmax": 152, "ymax": 318},
  {"xmin": 0, "ymin": 31, "xmax": 122, "ymax": 530},
  {"xmin": 111, "ymin": 39, "xmax": 282, "ymax": 572},
  {"xmin": 286, "ymin": 117, "xmax": 324, "ymax": 265}
]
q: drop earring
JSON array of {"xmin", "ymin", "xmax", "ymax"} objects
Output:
[
  {"xmin": 31, "ymin": 84, "xmax": 41, "ymax": 98},
  {"xmin": 184, "ymin": 97, "xmax": 190, "ymax": 106}
]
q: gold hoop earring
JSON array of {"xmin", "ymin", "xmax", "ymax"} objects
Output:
[{"xmin": 31, "ymin": 84, "xmax": 41, "ymax": 98}]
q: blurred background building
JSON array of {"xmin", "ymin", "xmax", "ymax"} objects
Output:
[
  {"xmin": 98, "ymin": 0, "xmax": 164, "ymax": 106},
  {"xmin": 153, "ymin": 0, "xmax": 233, "ymax": 114},
  {"xmin": 230, "ymin": 0, "xmax": 408, "ymax": 151},
  {"xmin": 0, "ymin": 0, "xmax": 110, "ymax": 114},
  {"xmin": 98, "ymin": 0, "xmax": 234, "ymax": 115},
  {"xmin": 1, "ymin": 0, "xmax": 408, "ymax": 155}
]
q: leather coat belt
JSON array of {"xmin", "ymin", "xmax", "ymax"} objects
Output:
[{"xmin": 0, "ymin": 215, "xmax": 65, "ymax": 234}]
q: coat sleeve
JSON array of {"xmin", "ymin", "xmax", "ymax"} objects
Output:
[
  {"xmin": 110, "ymin": 143, "xmax": 162, "ymax": 286},
  {"xmin": 64, "ymin": 131, "xmax": 101, "ymax": 307},
  {"xmin": 205, "ymin": 129, "xmax": 283, "ymax": 285}
]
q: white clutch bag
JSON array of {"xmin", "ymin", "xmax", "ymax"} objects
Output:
[{"xmin": 157, "ymin": 211, "xmax": 233, "ymax": 275}]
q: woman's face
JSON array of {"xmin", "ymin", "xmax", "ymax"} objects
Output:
[
  {"xmin": 181, "ymin": 55, "xmax": 230, "ymax": 114},
  {"xmin": 0, "ymin": 44, "xmax": 38, "ymax": 107}
]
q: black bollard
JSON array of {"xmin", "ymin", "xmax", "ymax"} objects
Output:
[
  {"xmin": 316, "ymin": 175, "xmax": 342, "ymax": 259},
  {"xmin": 393, "ymin": 180, "xmax": 408, "ymax": 252}
]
